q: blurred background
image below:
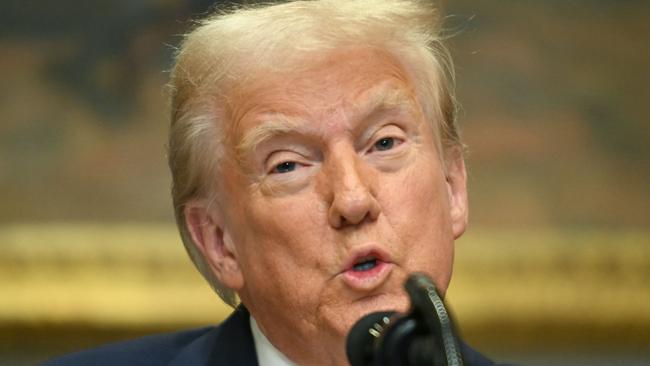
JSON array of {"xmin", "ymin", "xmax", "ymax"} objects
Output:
[{"xmin": 1, "ymin": 0, "xmax": 648, "ymax": 365}]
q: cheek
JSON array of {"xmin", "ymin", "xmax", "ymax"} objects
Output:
[
  {"xmin": 237, "ymin": 194, "xmax": 336, "ymax": 328},
  {"xmin": 246, "ymin": 191, "xmax": 327, "ymax": 243},
  {"xmin": 383, "ymin": 157, "xmax": 451, "ymax": 233},
  {"xmin": 238, "ymin": 190, "xmax": 332, "ymax": 279},
  {"xmin": 380, "ymin": 158, "xmax": 455, "ymax": 287}
]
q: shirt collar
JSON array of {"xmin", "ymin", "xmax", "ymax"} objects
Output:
[{"xmin": 250, "ymin": 316, "xmax": 297, "ymax": 366}]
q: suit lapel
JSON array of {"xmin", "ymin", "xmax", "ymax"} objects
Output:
[{"xmin": 169, "ymin": 306, "xmax": 259, "ymax": 366}]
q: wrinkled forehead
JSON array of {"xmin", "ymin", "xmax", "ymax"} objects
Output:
[{"xmin": 221, "ymin": 47, "xmax": 425, "ymax": 147}]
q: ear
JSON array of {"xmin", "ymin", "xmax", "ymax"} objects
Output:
[
  {"xmin": 184, "ymin": 200, "xmax": 244, "ymax": 291},
  {"xmin": 445, "ymin": 149, "xmax": 469, "ymax": 239}
]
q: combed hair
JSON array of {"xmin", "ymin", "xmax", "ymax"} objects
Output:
[{"xmin": 167, "ymin": 0, "xmax": 461, "ymax": 307}]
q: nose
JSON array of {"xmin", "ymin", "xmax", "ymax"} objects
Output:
[{"xmin": 325, "ymin": 149, "xmax": 381, "ymax": 228}]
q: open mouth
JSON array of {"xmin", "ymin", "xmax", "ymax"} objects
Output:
[
  {"xmin": 341, "ymin": 249, "xmax": 393, "ymax": 291},
  {"xmin": 353, "ymin": 257, "xmax": 378, "ymax": 272}
]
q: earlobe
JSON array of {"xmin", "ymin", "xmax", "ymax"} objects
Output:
[
  {"xmin": 445, "ymin": 151, "xmax": 469, "ymax": 239},
  {"xmin": 184, "ymin": 201, "xmax": 245, "ymax": 291}
]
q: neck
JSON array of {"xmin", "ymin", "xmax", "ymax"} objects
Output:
[{"xmin": 245, "ymin": 308, "xmax": 348, "ymax": 365}]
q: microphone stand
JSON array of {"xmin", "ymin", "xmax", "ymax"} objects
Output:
[{"xmin": 346, "ymin": 273, "xmax": 464, "ymax": 366}]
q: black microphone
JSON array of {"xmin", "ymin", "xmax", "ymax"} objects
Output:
[{"xmin": 346, "ymin": 273, "xmax": 464, "ymax": 366}]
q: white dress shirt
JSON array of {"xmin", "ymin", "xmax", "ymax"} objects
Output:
[{"xmin": 250, "ymin": 316, "xmax": 298, "ymax": 366}]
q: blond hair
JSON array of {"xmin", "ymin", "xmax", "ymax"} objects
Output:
[{"xmin": 167, "ymin": 0, "xmax": 461, "ymax": 307}]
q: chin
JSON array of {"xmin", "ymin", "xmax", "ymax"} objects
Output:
[
  {"xmin": 358, "ymin": 292, "xmax": 410, "ymax": 313},
  {"xmin": 328, "ymin": 292, "xmax": 411, "ymax": 339}
]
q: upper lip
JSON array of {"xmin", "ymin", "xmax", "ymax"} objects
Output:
[{"xmin": 340, "ymin": 244, "xmax": 392, "ymax": 273}]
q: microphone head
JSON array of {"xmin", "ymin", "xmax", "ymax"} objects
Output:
[{"xmin": 346, "ymin": 311, "xmax": 396, "ymax": 366}]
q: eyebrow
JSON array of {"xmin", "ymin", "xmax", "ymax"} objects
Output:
[
  {"xmin": 348, "ymin": 86, "xmax": 417, "ymax": 136},
  {"xmin": 235, "ymin": 85, "xmax": 417, "ymax": 161},
  {"xmin": 351, "ymin": 85, "xmax": 416, "ymax": 123},
  {"xmin": 236, "ymin": 115, "xmax": 304, "ymax": 164}
]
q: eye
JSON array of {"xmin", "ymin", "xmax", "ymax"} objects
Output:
[
  {"xmin": 271, "ymin": 161, "xmax": 297, "ymax": 174},
  {"xmin": 373, "ymin": 137, "xmax": 395, "ymax": 151},
  {"xmin": 367, "ymin": 129, "xmax": 406, "ymax": 155}
]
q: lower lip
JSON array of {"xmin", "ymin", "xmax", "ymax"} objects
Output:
[{"xmin": 342, "ymin": 261, "xmax": 393, "ymax": 291}]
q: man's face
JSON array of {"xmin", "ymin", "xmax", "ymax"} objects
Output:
[{"xmin": 200, "ymin": 48, "xmax": 467, "ymax": 364}]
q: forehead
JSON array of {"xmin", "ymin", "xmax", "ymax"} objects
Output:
[{"xmin": 225, "ymin": 47, "xmax": 420, "ymax": 143}]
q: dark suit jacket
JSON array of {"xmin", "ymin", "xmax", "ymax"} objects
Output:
[{"xmin": 41, "ymin": 306, "xmax": 499, "ymax": 365}]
